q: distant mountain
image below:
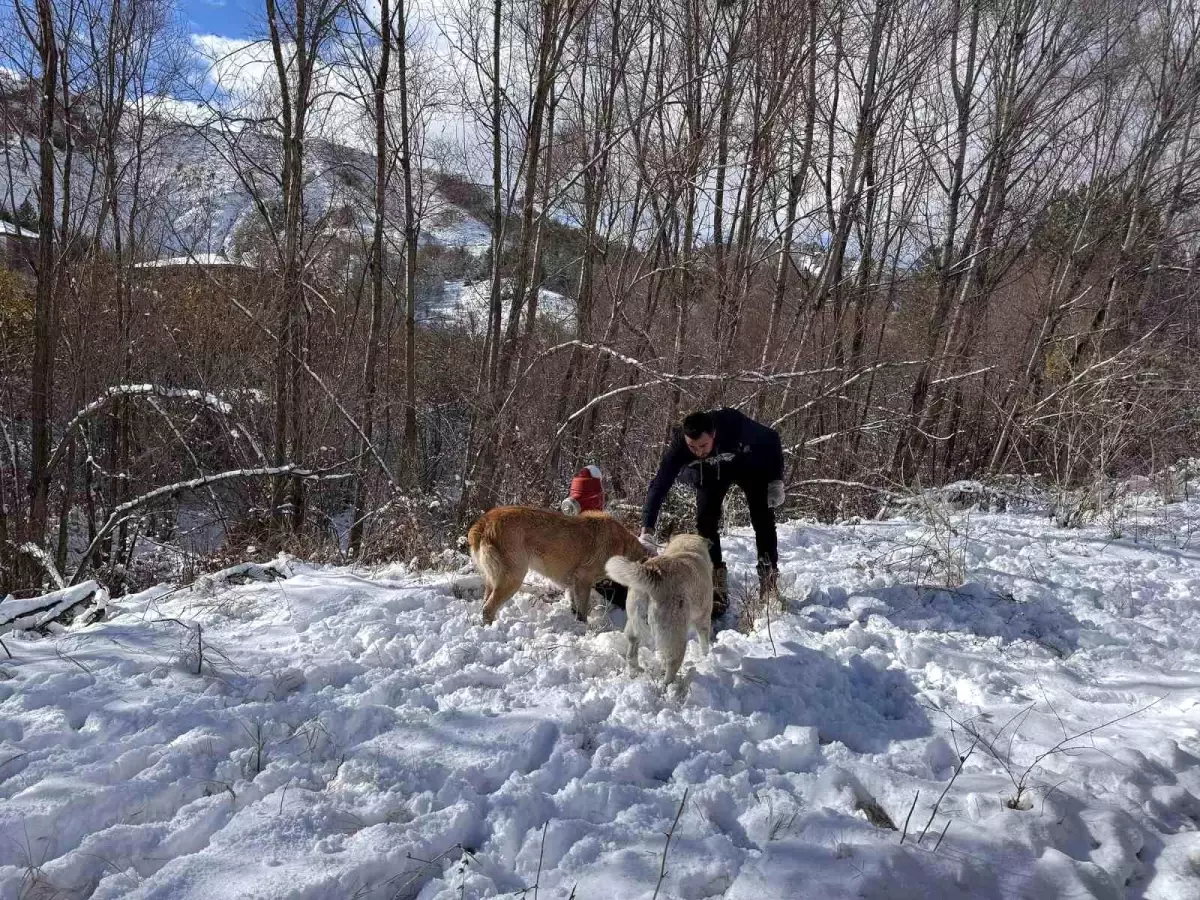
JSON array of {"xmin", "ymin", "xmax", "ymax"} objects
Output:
[
  {"xmin": 0, "ymin": 86, "xmax": 584, "ymax": 329},
  {"xmin": 0, "ymin": 120, "xmax": 491, "ymax": 258}
]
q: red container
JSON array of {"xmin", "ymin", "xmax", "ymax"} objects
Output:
[{"xmin": 568, "ymin": 466, "xmax": 605, "ymax": 512}]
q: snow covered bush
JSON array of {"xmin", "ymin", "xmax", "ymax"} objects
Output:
[{"xmin": 354, "ymin": 491, "xmax": 461, "ymax": 569}]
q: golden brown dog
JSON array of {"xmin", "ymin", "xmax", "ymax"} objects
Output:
[{"xmin": 467, "ymin": 506, "xmax": 648, "ymax": 624}]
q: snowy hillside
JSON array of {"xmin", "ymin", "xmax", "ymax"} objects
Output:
[
  {"xmin": 1, "ymin": 115, "xmax": 585, "ymax": 328},
  {"xmin": 0, "ymin": 120, "xmax": 493, "ymax": 260},
  {"xmin": 1, "ymin": 490, "xmax": 1199, "ymax": 898}
]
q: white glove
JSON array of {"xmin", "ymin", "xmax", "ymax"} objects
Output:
[
  {"xmin": 638, "ymin": 533, "xmax": 660, "ymax": 556},
  {"xmin": 767, "ymin": 480, "xmax": 786, "ymax": 508}
]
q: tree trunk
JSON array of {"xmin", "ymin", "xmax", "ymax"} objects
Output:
[
  {"xmin": 350, "ymin": 0, "xmax": 392, "ymax": 557},
  {"xmin": 27, "ymin": 0, "xmax": 60, "ymax": 563},
  {"xmin": 398, "ymin": 0, "xmax": 420, "ymax": 468}
]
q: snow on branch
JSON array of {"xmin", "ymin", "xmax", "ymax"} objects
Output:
[
  {"xmin": 929, "ymin": 365, "xmax": 995, "ymax": 387},
  {"xmin": 67, "ymin": 385, "xmax": 231, "ymax": 429},
  {"xmin": 17, "ymin": 542, "xmax": 65, "ymax": 590},
  {"xmin": 0, "ymin": 581, "xmax": 109, "ymax": 636},
  {"xmin": 551, "ymin": 380, "xmax": 662, "ymax": 443},
  {"xmin": 526, "ymin": 342, "xmax": 928, "ymax": 438},
  {"xmin": 788, "ymin": 478, "xmax": 907, "ymax": 500},
  {"xmin": 523, "ymin": 340, "xmax": 882, "ymax": 391},
  {"xmin": 768, "ymin": 360, "xmax": 927, "ymax": 429},
  {"xmin": 46, "ymin": 385, "xmax": 241, "ymax": 478},
  {"xmin": 70, "ymin": 464, "xmax": 335, "ymax": 585},
  {"xmin": 192, "ymin": 555, "xmax": 295, "ymax": 596}
]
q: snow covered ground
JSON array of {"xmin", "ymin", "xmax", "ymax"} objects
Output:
[{"xmin": 2, "ymin": 491, "xmax": 1199, "ymax": 899}]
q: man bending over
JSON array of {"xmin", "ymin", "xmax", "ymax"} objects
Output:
[{"xmin": 639, "ymin": 408, "xmax": 786, "ymax": 615}]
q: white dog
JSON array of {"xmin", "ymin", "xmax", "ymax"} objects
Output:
[{"xmin": 604, "ymin": 533, "xmax": 713, "ymax": 689}]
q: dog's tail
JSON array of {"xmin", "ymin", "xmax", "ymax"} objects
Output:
[
  {"xmin": 467, "ymin": 518, "xmax": 504, "ymax": 581},
  {"xmin": 605, "ymin": 555, "xmax": 661, "ymax": 593},
  {"xmin": 467, "ymin": 519, "xmax": 484, "ymax": 557}
]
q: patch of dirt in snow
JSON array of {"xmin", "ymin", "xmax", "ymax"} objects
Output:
[{"xmin": 2, "ymin": 502, "xmax": 1200, "ymax": 899}]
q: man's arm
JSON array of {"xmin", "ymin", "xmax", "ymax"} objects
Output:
[{"xmin": 641, "ymin": 432, "xmax": 687, "ymax": 532}]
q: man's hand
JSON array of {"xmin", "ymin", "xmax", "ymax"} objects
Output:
[
  {"xmin": 638, "ymin": 531, "xmax": 659, "ymax": 556},
  {"xmin": 767, "ymin": 480, "xmax": 786, "ymax": 508}
]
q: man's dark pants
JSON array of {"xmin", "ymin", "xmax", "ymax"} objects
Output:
[{"xmin": 687, "ymin": 468, "xmax": 779, "ymax": 571}]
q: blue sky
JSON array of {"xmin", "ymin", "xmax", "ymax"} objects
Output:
[{"xmin": 180, "ymin": 0, "xmax": 258, "ymax": 39}]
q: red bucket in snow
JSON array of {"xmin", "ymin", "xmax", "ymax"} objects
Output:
[{"xmin": 561, "ymin": 466, "xmax": 604, "ymax": 515}]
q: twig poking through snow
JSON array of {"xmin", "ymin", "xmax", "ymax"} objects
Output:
[
  {"xmin": 0, "ymin": 749, "xmax": 28, "ymax": 769},
  {"xmin": 933, "ymin": 820, "xmax": 952, "ymax": 852},
  {"xmin": 653, "ymin": 788, "xmax": 689, "ymax": 900},
  {"xmin": 899, "ymin": 790, "xmax": 919, "ymax": 844},
  {"xmin": 386, "ymin": 843, "xmax": 464, "ymax": 899},
  {"xmin": 54, "ymin": 644, "xmax": 92, "ymax": 674},
  {"xmin": 929, "ymin": 697, "xmax": 1166, "ymax": 811},
  {"xmin": 278, "ymin": 779, "xmax": 291, "ymax": 816},
  {"xmin": 533, "ymin": 822, "xmax": 547, "ymax": 900},
  {"xmin": 152, "ymin": 618, "xmax": 206, "ymax": 675},
  {"xmin": 919, "ymin": 741, "xmax": 977, "ymax": 843}
]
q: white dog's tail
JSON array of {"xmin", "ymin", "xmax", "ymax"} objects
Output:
[{"xmin": 605, "ymin": 555, "xmax": 661, "ymax": 592}]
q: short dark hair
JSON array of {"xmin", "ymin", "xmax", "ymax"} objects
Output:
[{"xmin": 682, "ymin": 410, "xmax": 715, "ymax": 439}]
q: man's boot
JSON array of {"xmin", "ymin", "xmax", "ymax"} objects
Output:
[
  {"xmin": 712, "ymin": 563, "xmax": 728, "ymax": 618},
  {"xmin": 757, "ymin": 557, "xmax": 779, "ymax": 607}
]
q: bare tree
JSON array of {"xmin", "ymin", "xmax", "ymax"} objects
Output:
[
  {"xmin": 344, "ymin": 0, "xmax": 394, "ymax": 556},
  {"xmin": 15, "ymin": 0, "xmax": 60, "ymax": 588},
  {"xmin": 263, "ymin": 0, "xmax": 345, "ymax": 531}
]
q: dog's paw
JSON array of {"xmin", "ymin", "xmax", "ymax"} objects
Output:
[
  {"xmin": 664, "ymin": 682, "xmax": 690, "ymax": 702},
  {"xmin": 662, "ymin": 669, "xmax": 693, "ymax": 700}
]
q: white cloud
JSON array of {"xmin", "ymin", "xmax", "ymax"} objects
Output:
[
  {"xmin": 192, "ymin": 34, "xmax": 276, "ymax": 106},
  {"xmin": 185, "ymin": 9, "xmax": 489, "ymax": 180}
]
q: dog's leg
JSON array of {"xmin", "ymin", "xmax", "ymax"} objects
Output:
[
  {"xmin": 570, "ymin": 576, "xmax": 592, "ymax": 623},
  {"xmin": 482, "ymin": 571, "xmax": 524, "ymax": 624},
  {"xmin": 659, "ymin": 620, "xmax": 687, "ymax": 689},
  {"xmin": 696, "ymin": 616, "xmax": 712, "ymax": 656},
  {"xmin": 624, "ymin": 592, "xmax": 643, "ymax": 673},
  {"xmin": 661, "ymin": 649, "xmax": 685, "ymax": 689}
]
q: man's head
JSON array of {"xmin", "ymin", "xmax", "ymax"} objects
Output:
[{"xmin": 682, "ymin": 410, "xmax": 716, "ymax": 458}]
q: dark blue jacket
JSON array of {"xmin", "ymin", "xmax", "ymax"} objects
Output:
[{"xmin": 642, "ymin": 408, "xmax": 784, "ymax": 530}]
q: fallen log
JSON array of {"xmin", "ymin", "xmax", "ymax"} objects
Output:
[
  {"xmin": 192, "ymin": 555, "xmax": 295, "ymax": 596},
  {"xmin": 0, "ymin": 581, "xmax": 110, "ymax": 637}
]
